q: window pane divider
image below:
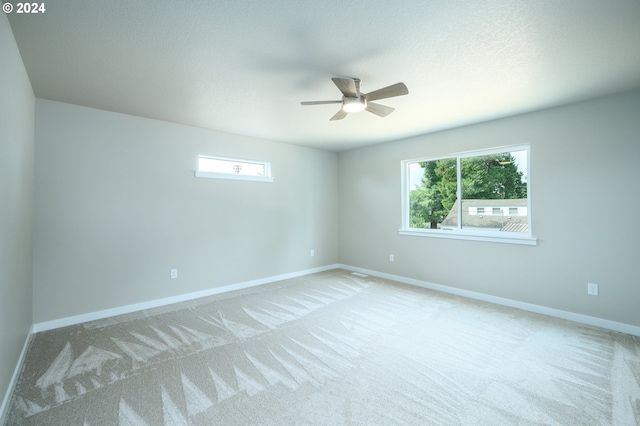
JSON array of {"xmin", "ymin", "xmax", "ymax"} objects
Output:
[{"xmin": 456, "ymin": 156, "xmax": 462, "ymax": 231}]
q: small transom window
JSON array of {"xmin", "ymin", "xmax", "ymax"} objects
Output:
[{"xmin": 195, "ymin": 155, "xmax": 273, "ymax": 182}]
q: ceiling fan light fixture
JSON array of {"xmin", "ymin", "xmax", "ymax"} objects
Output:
[{"xmin": 342, "ymin": 97, "xmax": 366, "ymax": 113}]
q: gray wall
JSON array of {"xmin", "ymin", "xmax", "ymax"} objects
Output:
[
  {"xmin": 339, "ymin": 89, "xmax": 640, "ymax": 327},
  {"xmin": 0, "ymin": 14, "xmax": 35, "ymax": 407},
  {"xmin": 33, "ymin": 100, "xmax": 339, "ymax": 323}
]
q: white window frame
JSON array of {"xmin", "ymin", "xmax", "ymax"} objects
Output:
[
  {"xmin": 195, "ymin": 155, "xmax": 274, "ymax": 182},
  {"xmin": 400, "ymin": 145, "xmax": 536, "ymax": 245}
]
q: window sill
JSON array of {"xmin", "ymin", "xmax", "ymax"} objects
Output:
[
  {"xmin": 398, "ymin": 229, "xmax": 537, "ymax": 245},
  {"xmin": 195, "ymin": 171, "xmax": 274, "ymax": 182}
]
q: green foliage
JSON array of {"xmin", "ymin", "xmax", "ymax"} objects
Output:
[
  {"xmin": 409, "ymin": 152, "xmax": 526, "ymax": 229},
  {"xmin": 461, "ymin": 153, "xmax": 526, "ymax": 200},
  {"xmin": 409, "ymin": 158, "xmax": 456, "ymax": 228}
]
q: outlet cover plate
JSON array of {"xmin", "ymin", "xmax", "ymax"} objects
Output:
[{"xmin": 587, "ymin": 283, "xmax": 598, "ymax": 296}]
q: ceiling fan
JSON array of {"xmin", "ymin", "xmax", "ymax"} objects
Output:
[{"xmin": 301, "ymin": 77, "xmax": 409, "ymax": 121}]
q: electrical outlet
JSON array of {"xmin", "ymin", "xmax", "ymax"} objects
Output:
[
  {"xmin": 310, "ymin": 249, "xmax": 315, "ymax": 257},
  {"xmin": 587, "ymin": 282, "xmax": 598, "ymax": 296},
  {"xmin": 170, "ymin": 269, "xmax": 178, "ymax": 279},
  {"xmin": 389, "ymin": 254, "xmax": 395, "ymax": 262}
]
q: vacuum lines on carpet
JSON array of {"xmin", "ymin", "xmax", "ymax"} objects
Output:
[{"xmin": 4, "ymin": 269, "xmax": 640, "ymax": 424}]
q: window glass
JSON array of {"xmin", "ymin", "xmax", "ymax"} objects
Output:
[
  {"xmin": 408, "ymin": 158, "xmax": 457, "ymax": 229},
  {"xmin": 404, "ymin": 146, "xmax": 530, "ymax": 238},
  {"xmin": 198, "ymin": 157, "xmax": 266, "ymax": 177},
  {"xmin": 195, "ymin": 155, "xmax": 273, "ymax": 182},
  {"xmin": 460, "ymin": 150, "xmax": 528, "ymax": 232}
]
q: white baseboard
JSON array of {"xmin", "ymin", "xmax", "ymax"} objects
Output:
[
  {"xmin": 32, "ymin": 264, "xmax": 340, "ymax": 333},
  {"xmin": 338, "ymin": 264, "xmax": 640, "ymax": 337},
  {"xmin": 0, "ymin": 325, "xmax": 34, "ymax": 423}
]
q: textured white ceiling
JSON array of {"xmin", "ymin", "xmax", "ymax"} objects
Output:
[{"xmin": 8, "ymin": 0, "xmax": 640, "ymax": 151}]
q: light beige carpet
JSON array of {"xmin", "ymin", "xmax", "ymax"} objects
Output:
[{"xmin": 4, "ymin": 269, "xmax": 640, "ymax": 425}]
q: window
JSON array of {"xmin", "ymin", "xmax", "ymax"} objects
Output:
[
  {"xmin": 401, "ymin": 146, "xmax": 535, "ymax": 245},
  {"xmin": 195, "ymin": 155, "xmax": 273, "ymax": 182}
]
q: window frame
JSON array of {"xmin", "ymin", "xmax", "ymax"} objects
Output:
[
  {"xmin": 195, "ymin": 155, "xmax": 274, "ymax": 182},
  {"xmin": 400, "ymin": 145, "xmax": 536, "ymax": 245}
]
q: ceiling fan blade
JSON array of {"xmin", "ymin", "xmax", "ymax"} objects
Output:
[
  {"xmin": 365, "ymin": 102, "xmax": 395, "ymax": 117},
  {"xmin": 301, "ymin": 100, "xmax": 342, "ymax": 105},
  {"xmin": 331, "ymin": 77, "xmax": 358, "ymax": 97},
  {"xmin": 363, "ymin": 82, "xmax": 408, "ymax": 102},
  {"xmin": 330, "ymin": 109, "xmax": 349, "ymax": 121}
]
